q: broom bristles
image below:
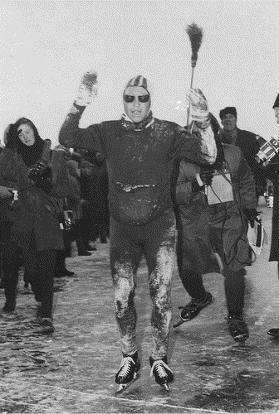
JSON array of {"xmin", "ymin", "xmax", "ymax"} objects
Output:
[{"xmin": 186, "ymin": 23, "xmax": 203, "ymax": 66}]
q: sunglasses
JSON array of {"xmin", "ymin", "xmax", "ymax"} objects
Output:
[{"xmin": 123, "ymin": 94, "xmax": 150, "ymax": 103}]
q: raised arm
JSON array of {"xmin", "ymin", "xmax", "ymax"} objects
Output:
[
  {"xmin": 59, "ymin": 71, "xmax": 105, "ymax": 154},
  {"xmin": 171, "ymin": 89, "xmax": 217, "ymax": 166}
]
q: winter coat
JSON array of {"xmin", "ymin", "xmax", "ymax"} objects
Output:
[
  {"xmin": 66, "ymin": 159, "xmax": 82, "ymax": 221},
  {"xmin": 0, "ymin": 143, "xmax": 69, "ymax": 251},
  {"xmin": 173, "ymin": 143, "xmax": 257, "ymax": 273},
  {"xmin": 220, "ymin": 128, "xmax": 266, "ymax": 197},
  {"xmin": 80, "ymin": 159, "xmax": 109, "ymax": 225},
  {"xmin": 264, "ymin": 154, "xmax": 279, "ymax": 261}
]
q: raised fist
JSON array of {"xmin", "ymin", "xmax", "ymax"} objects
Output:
[
  {"xmin": 186, "ymin": 88, "xmax": 209, "ymax": 123},
  {"xmin": 74, "ymin": 71, "xmax": 98, "ymax": 106}
]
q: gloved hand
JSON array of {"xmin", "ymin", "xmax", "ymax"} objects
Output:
[
  {"xmin": 243, "ymin": 208, "xmax": 258, "ymax": 227},
  {"xmin": 186, "ymin": 88, "xmax": 209, "ymax": 123},
  {"xmin": 200, "ymin": 167, "xmax": 214, "ymax": 186},
  {"xmin": 74, "ymin": 71, "xmax": 98, "ymax": 106},
  {"xmin": 28, "ymin": 162, "xmax": 52, "ymax": 193}
]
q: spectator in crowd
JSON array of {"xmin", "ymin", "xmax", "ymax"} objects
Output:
[
  {"xmin": 0, "ymin": 118, "xmax": 69, "ymax": 333},
  {"xmin": 173, "ymin": 113, "xmax": 257, "ymax": 343},
  {"xmin": 79, "ymin": 153, "xmax": 96, "ymax": 253},
  {"xmin": 0, "ymin": 182, "xmax": 20, "ymax": 311},
  {"xmin": 58, "ymin": 72, "xmax": 217, "ymax": 391},
  {"xmin": 80, "ymin": 150, "xmax": 109, "ymax": 248},
  {"xmin": 219, "ymin": 106, "xmax": 266, "ymax": 201},
  {"xmin": 67, "ymin": 151, "xmax": 91, "ymax": 257},
  {"xmin": 266, "ymin": 94, "xmax": 279, "ymax": 339}
]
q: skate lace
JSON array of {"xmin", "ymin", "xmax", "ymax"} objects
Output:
[
  {"xmin": 150, "ymin": 360, "xmax": 172, "ymax": 379},
  {"xmin": 118, "ymin": 356, "xmax": 135, "ymax": 378}
]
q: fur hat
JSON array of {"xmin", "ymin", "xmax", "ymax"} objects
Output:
[
  {"xmin": 124, "ymin": 75, "xmax": 150, "ymax": 94},
  {"xmin": 219, "ymin": 107, "xmax": 237, "ymax": 119},
  {"xmin": 273, "ymin": 94, "xmax": 279, "ymax": 109}
]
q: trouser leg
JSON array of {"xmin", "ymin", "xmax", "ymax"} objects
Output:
[
  {"xmin": 110, "ymin": 218, "xmax": 142, "ymax": 356},
  {"xmin": 2, "ymin": 241, "xmax": 20, "ymax": 304},
  {"xmin": 144, "ymin": 212, "xmax": 176, "ymax": 360},
  {"xmin": 176, "ymin": 204, "xmax": 211, "ymax": 300},
  {"xmin": 21, "ymin": 244, "xmax": 41, "ymax": 301},
  {"xmin": 37, "ymin": 250, "xmax": 56, "ymax": 318},
  {"xmin": 55, "ymin": 249, "xmax": 66, "ymax": 274},
  {"xmin": 224, "ymin": 267, "xmax": 245, "ymax": 317},
  {"xmin": 179, "ymin": 271, "xmax": 206, "ymax": 300},
  {"xmin": 75, "ymin": 219, "xmax": 87, "ymax": 253}
]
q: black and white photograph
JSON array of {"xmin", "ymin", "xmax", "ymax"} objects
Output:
[{"xmin": 0, "ymin": 1, "xmax": 279, "ymax": 412}]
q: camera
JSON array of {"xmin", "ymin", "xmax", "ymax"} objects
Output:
[
  {"xmin": 58, "ymin": 210, "xmax": 74, "ymax": 232},
  {"xmin": 255, "ymin": 138, "xmax": 279, "ymax": 165}
]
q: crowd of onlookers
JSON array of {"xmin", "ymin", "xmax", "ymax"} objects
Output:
[{"xmin": 0, "ymin": 119, "xmax": 109, "ymax": 333}]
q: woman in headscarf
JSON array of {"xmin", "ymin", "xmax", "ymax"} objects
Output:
[{"xmin": 0, "ymin": 118, "xmax": 69, "ymax": 333}]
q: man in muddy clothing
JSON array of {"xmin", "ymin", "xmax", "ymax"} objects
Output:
[{"xmin": 59, "ymin": 73, "xmax": 217, "ymax": 391}]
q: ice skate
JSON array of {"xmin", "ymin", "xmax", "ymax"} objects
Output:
[
  {"xmin": 173, "ymin": 291, "xmax": 213, "ymax": 328},
  {"xmin": 227, "ymin": 314, "xmax": 249, "ymax": 344},
  {"xmin": 149, "ymin": 356, "xmax": 174, "ymax": 391},
  {"xmin": 115, "ymin": 352, "xmax": 140, "ymax": 394}
]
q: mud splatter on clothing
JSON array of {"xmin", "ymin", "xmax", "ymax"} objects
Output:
[{"xmin": 110, "ymin": 211, "xmax": 176, "ymax": 358}]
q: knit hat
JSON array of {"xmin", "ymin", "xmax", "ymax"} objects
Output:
[
  {"xmin": 273, "ymin": 94, "xmax": 279, "ymax": 109},
  {"xmin": 219, "ymin": 107, "xmax": 237, "ymax": 119},
  {"xmin": 124, "ymin": 75, "xmax": 150, "ymax": 94}
]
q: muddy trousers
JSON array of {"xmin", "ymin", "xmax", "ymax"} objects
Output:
[
  {"xmin": 179, "ymin": 268, "xmax": 245, "ymax": 317},
  {"xmin": 21, "ymin": 244, "xmax": 57, "ymax": 319},
  {"xmin": 110, "ymin": 211, "xmax": 176, "ymax": 360}
]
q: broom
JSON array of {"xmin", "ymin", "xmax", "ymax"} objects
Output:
[{"xmin": 186, "ymin": 23, "xmax": 203, "ymax": 127}]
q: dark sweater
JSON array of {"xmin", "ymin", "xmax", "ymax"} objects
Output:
[{"xmin": 59, "ymin": 106, "xmax": 215, "ymax": 225}]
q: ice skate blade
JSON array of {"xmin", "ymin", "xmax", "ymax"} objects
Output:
[
  {"xmin": 173, "ymin": 317, "xmax": 188, "ymax": 328},
  {"xmin": 115, "ymin": 373, "xmax": 140, "ymax": 395}
]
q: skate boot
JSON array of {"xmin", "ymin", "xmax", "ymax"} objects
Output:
[
  {"xmin": 267, "ymin": 328, "xmax": 279, "ymax": 339},
  {"xmin": 227, "ymin": 314, "xmax": 249, "ymax": 343},
  {"xmin": 149, "ymin": 356, "xmax": 174, "ymax": 391},
  {"xmin": 173, "ymin": 291, "xmax": 213, "ymax": 328},
  {"xmin": 115, "ymin": 352, "xmax": 140, "ymax": 394},
  {"xmin": 38, "ymin": 317, "xmax": 55, "ymax": 334}
]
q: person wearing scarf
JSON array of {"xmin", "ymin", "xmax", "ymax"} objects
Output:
[
  {"xmin": 59, "ymin": 73, "xmax": 217, "ymax": 392},
  {"xmin": 0, "ymin": 118, "xmax": 68, "ymax": 334}
]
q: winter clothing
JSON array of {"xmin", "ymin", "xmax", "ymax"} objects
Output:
[
  {"xmin": 80, "ymin": 154, "xmax": 109, "ymax": 244},
  {"xmin": 0, "ymin": 129, "xmax": 69, "ymax": 317},
  {"xmin": 263, "ymin": 154, "xmax": 279, "ymax": 261},
  {"xmin": 59, "ymin": 102, "xmax": 217, "ymax": 359},
  {"xmin": 125, "ymin": 75, "xmax": 150, "ymax": 93},
  {"xmin": 220, "ymin": 128, "xmax": 266, "ymax": 198},
  {"xmin": 173, "ymin": 143, "xmax": 257, "ymax": 317},
  {"xmin": 219, "ymin": 107, "xmax": 237, "ymax": 119}
]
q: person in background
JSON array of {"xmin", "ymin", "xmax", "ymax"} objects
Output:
[
  {"xmin": 58, "ymin": 72, "xmax": 217, "ymax": 392},
  {"xmin": 54, "ymin": 150, "xmax": 77, "ymax": 276},
  {"xmin": 173, "ymin": 113, "xmax": 257, "ymax": 343},
  {"xmin": 266, "ymin": 94, "xmax": 279, "ymax": 339},
  {"xmin": 80, "ymin": 150, "xmax": 109, "ymax": 248},
  {"xmin": 0, "ymin": 118, "xmax": 69, "ymax": 333},
  {"xmin": 219, "ymin": 106, "xmax": 266, "ymax": 201}
]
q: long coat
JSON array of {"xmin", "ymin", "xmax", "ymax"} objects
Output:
[
  {"xmin": 265, "ymin": 155, "xmax": 279, "ymax": 261},
  {"xmin": 0, "ymin": 144, "xmax": 69, "ymax": 252},
  {"xmin": 173, "ymin": 143, "xmax": 257, "ymax": 274}
]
